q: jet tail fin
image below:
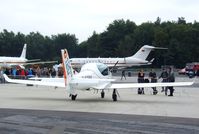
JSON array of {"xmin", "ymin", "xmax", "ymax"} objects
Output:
[
  {"xmin": 61, "ymin": 49, "xmax": 75, "ymax": 94},
  {"xmin": 20, "ymin": 44, "xmax": 27, "ymax": 58},
  {"xmin": 131, "ymin": 45, "xmax": 167, "ymax": 60}
]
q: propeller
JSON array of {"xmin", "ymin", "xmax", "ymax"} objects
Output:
[{"xmin": 110, "ymin": 61, "xmax": 119, "ymax": 72}]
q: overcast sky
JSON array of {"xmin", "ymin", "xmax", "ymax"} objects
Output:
[{"xmin": 0, "ymin": 0, "xmax": 198, "ymax": 43}]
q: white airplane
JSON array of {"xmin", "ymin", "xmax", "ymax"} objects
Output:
[
  {"xmin": 70, "ymin": 45, "xmax": 167, "ymax": 69},
  {"xmin": 0, "ymin": 44, "xmax": 56, "ymax": 69},
  {"xmin": 4, "ymin": 49, "xmax": 193, "ymax": 101}
]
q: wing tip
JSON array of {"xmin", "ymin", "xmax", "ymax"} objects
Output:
[{"xmin": 3, "ymin": 74, "xmax": 10, "ymax": 82}]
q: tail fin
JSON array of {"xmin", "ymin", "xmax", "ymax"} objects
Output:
[
  {"xmin": 131, "ymin": 45, "xmax": 167, "ymax": 60},
  {"xmin": 20, "ymin": 44, "xmax": 27, "ymax": 58},
  {"xmin": 61, "ymin": 49, "xmax": 74, "ymax": 87}
]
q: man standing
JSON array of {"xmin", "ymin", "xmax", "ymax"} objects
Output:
[
  {"xmin": 167, "ymin": 67, "xmax": 175, "ymax": 96},
  {"xmin": 159, "ymin": 68, "xmax": 169, "ymax": 95},
  {"xmin": 121, "ymin": 70, "xmax": 126, "ymax": 80},
  {"xmin": 138, "ymin": 69, "xmax": 145, "ymax": 94},
  {"xmin": 149, "ymin": 69, "xmax": 158, "ymax": 95}
]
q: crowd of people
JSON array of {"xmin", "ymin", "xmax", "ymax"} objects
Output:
[{"xmin": 0, "ymin": 66, "xmax": 64, "ymax": 83}]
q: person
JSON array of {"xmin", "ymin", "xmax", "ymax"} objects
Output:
[
  {"xmin": 51, "ymin": 68, "xmax": 56, "ymax": 78},
  {"xmin": 28, "ymin": 68, "xmax": 33, "ymax": 76},
  {"xmin": 20, "ymin": 69, "xmax": 26, "ymax": 79},
  {"xmin": 149, "ymin": 69, "xmax": 158, "ymax": 95},
  {"xmin": 0, "ymin": 68, "xmax": 5, "ymax": 83},
  {"xmin": 121, "ymin": 70, "xmax": 126, "ymax": 80},
  {"xmin": 167, "ymin": 67, "xmax": 175, "ymax": 96},
  {"xmin": 137, "ymin": 69, "xmax": 145, "ymax": 94},
  {"xmin": 159, "ymin": 68, "xmax": 169, "ymax": 95},
  {"xmin": 12, "ymin": 68, "xmax": 17, "ymax": 78},
  {"xmin": 4, "ymin": 68, "xmax": 10, "ymax": 75}
]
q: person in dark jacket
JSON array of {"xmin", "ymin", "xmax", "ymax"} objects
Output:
[
  {"xmin": 149, "ymin": 69, "xmax": 158, "ymax": 95},
  {"xmin": 121, "ymin": 70, "xmax": 126, "ymax": 80},
  {"xmin": 138, "ymin": 69, "xmax": 145, "ymax": 94},
  {"xmin": 159, "ymin": 68, "xmax": 169, "ymax": 95},
  {"xmin": 167, "ymin": 67, "xmax": 175, "ymax": 96}
]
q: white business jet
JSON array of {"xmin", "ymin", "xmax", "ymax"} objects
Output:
[
  {"xmin": 0, "ymin": 44, "xmax": 56, "ymax": 69},
  {"xmin": 4, "ymin": 49, "xmax": 193, "ymax": 101},
  {"xmin": 70, "ymin": 45, "xmax": 166, "ymax": 69}
]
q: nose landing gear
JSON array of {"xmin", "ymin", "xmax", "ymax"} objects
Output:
[
  {"xmin": 70, "ymin": 94, "xmax": 77, "ymax": 100},
  {"xmin": 101, "ymin": 90, "xmax": 105, "ymax": 98}
]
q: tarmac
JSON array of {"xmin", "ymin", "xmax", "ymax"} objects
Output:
[{"xmin": 0, "ymin": 76, "xmax": 199, "ymax": 133}]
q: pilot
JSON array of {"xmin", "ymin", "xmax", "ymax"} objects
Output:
[{"xmin": 137, "ymin": 69, "xmax": 145, "ymax": 94}]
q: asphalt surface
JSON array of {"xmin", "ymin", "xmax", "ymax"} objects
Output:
[
  {"xmin": 0, "ymin": 76, "xmax": 198, "ymax": 134},
  {"xmin": 0, "ymin": 108, "xmax": 199, "ymax": 134}
]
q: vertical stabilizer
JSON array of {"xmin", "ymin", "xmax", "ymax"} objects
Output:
[
  {"xmin": 61, "ymin": 49, "xmax": 75, "ymax": 94},
  {"xmin": 131, "ymin": 45, "xmax": 155, "ymax": 60},
  {"xmin": 20, "ymin": 44, "xmax": 27, "ymax": 58}
]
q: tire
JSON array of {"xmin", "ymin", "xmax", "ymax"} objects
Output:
[
  {"xmin": 153, "ymin": 90, "xmax": 158, "ymax": 95},
  {"xmin": 112, "ymin": 94, "xmax": 117, "ymax": 101},
  {"xmin": 71, "ymin": 95, "xmax": 77, "ymax": 100},
  {"xmin": 138, "ymin": 89, "xmax": 142, "ymax": 94},
  {"xmin": 101, "ymin": 91, "xmax": 105, "ymax": 98}
]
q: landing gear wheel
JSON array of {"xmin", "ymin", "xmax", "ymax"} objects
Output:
[
  {"xmin": 112, "ymin": 89, "xmax": 117, "ymax": 101},
  {"xmin": 112, "ymin": 94, "xmax": 117, "ymax": 101},
  {"xmin": 101, "ymin": 90, "xmax": 105, "ymax": 98},
  {"xmin": 71, "ymin": 94, "xmax": 77, "ymax": 100},
  {"xmin": 153, "ymin": 89, "xmax": 158, "ymax": 95}
]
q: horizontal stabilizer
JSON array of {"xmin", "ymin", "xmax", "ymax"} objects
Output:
[
  {"xmin": 153, "ymin": 46, "xmax": 168, "ymax": 49},
  {"xmin": 26, "ymin": 59, "xmax": 41, "ymax": 62},
  {"xmin": 23, "ymin": 60, "xmax": 57, "ymax": 65}
]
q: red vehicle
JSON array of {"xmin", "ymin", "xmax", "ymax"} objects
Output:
[{"xmin": 185, "ymin": 62, "xmax": 199, "ymax": 77}]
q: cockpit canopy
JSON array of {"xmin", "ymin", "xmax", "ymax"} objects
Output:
[
  {"xmin": 81, "ymin": 63, "xmax": 110, "ymax": 76},
  {"xmin": 96, "ymin": 63, "xmax": 109, "ymax": 76}
]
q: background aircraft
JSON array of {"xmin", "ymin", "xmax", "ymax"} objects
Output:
[
  {"xmin": 70, "ymin": 45, "xmax": 167, "ymax": 69},
  {"xmin": 0, "ymin": 44, "xmax": 56, "ymax": 69},
  {"xmin": 4, "ymin": 49, "xmax": 193, "ymax": 101},
  {"xmin": 0, "ymin": 44, "xmax": 29, "ymax": 68}
]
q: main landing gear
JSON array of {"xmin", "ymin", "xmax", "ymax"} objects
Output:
[
  {"xmin": 101, "ymin": 90, "xmax": 105, "ymax": 98},
  {"xmin": 112, "ymin": 89, "xmax": 117, "ymax": 101},
  {"xmin": 70, "ymin": 94, "xmax": 77, "ymax": 100}
]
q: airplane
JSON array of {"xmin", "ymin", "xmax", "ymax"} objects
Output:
[
  {"xmin": 70, "ymin": 45, "xmax": 167, "ymax": 69},
  {"xmin": 0, "ymin": 44, "xmax": 56, "ymax": 69},
  {"xmin": 3, "ymin": 49, "xmax": 193, "ymax": 101}
]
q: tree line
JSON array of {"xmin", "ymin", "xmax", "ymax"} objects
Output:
[{"xmin": 0, "ymin": 17, "xmax": 199, "ymax": 68}]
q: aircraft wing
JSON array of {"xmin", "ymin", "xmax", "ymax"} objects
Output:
[
  {"xmin": 26, "ymin": 59, "xmax": 41, "ymax": 62},
  {"xmin": 29, "ymin": 77, "xmax": 64, "ymax": 82},
  {"xmin": 109, "ymin": 82, "xmax": 193, "ymax": 89},
  {"xmin": 3, "ymin": 74, "xmax": 65, "ymax": 87}
]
